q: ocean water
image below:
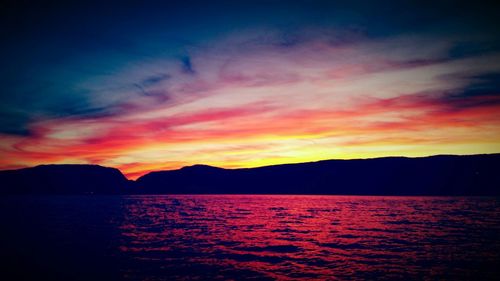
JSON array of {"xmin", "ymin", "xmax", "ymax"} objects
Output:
[{"xmin": 1, "ymin": 195, "xmax": 499, "ymax": 280}]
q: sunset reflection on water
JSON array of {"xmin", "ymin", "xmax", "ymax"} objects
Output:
[{"xmin": 115, "ymin": 195, "xmax": 500, "ymax": 280}]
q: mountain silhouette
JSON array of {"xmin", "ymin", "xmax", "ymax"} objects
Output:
[
  {"xmin": 136, "ymin": 154, "xmax": 500, "ymax": 195},
  {"xmin": 0, "ymin": 164, "xmax": 132, "ymax": 195},
  {"xmin": 1, "ymin": 154, "xmax": 499, "ymax": 195}
]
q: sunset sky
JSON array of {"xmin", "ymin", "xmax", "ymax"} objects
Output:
[{"xmin": 1, "ymin": 0, "xmax": 500, "ymax": 179}]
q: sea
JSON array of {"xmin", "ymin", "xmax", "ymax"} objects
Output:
[{"xmin": 1, "ymin": 195, "xmax": 499, "ymax": 280}]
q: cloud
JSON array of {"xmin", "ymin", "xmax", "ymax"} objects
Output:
[
  {"xmin": 1, "ymin": 26, "xmax": 500, "ymax": 178},
  {"xmin": 181, "ymin": 56, "xmax": 196, "ymax": 74},
  {"xmin": 0, "ymin": 110, "xmax": 32, "ymax": 136},
  {"xmin": 141, "ymin": 73, "xmax": 171, "ymax": 87}
]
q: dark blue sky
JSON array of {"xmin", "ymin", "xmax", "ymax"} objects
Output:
[{"xmin": 1, "ymin": 0, "xmax": 499, "ymax": 135}]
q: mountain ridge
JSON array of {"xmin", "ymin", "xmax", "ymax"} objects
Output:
[{"xmin": 1, "ymin": 154, "xmax": 499, "ymax": 195}]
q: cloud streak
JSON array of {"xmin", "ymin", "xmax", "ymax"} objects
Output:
[{"xmin": 1, "ymin": 3, "xmax": 500, "ymax": 179}]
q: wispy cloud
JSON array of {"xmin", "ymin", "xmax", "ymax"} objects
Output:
[{"xmin": 1, "ymin": 25, "xmax": 500, "ymax": 178}]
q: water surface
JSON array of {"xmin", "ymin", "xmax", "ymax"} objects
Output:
[{"xmin": 1, "ymin": 195, "xmax": 499, "ymax": 280}]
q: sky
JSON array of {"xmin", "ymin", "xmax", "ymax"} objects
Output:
[{"xmin": 1, "ymin": 0, "xmax": 500, "ymax": 179}]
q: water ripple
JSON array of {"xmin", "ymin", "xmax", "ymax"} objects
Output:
[{"xmin": 114, "ymin": 195, "xmax": 500, "ymax": 280}]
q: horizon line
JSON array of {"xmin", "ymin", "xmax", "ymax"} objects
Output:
[{"xmin": 2, "ymin": 152, "xmax": 499, "ymax": 181}]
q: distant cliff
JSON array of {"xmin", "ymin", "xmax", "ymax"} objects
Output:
[
  {"xmin": 1, "ymin": 154, "xmax": 500, "ymax": 195},
  {"xmin": 0, "ymin": 164, "xmax": 132, "ymax": 195},
  {"xmin": 136, "ymin": 154, "xmax": 500, "ymax": 195}
]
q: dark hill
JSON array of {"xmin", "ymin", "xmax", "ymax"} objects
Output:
[
  {"xmin": 0, "ymin": 164, "xmax": 131, "ymax": 195},
  {"xmin": 136, "ymin": 154, "xmax": 500, "ymax": 195},
  {"xmin": 1, "ymin": 154, "xmax": 499, "ymax": 195}
]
